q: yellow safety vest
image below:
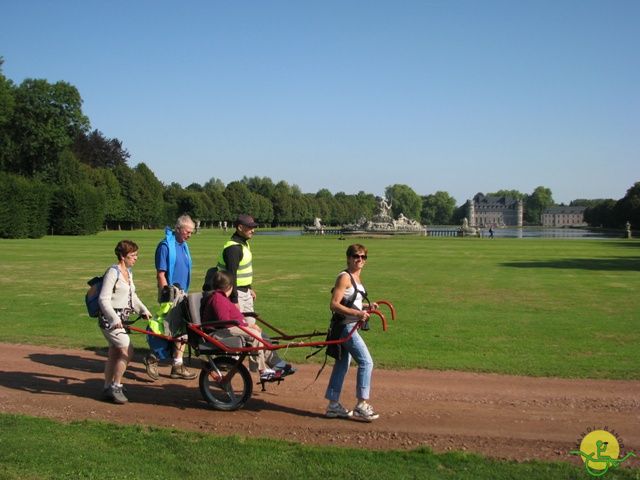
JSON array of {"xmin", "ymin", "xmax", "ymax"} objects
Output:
[{"xmin": 217, "ymin": 240, "xmax": 253, "ymax": 287}]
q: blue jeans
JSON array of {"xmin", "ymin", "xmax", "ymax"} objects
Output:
[{"xmin": 325, "ymin": 323, "xmax": 373, "ymax": 402}]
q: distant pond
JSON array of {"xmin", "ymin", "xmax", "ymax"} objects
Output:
[
  {"xmin": 256, "ymin": 228, "xmax": 626, "ymax": 239},
  {"xmin": 477, "ymin": 227, "xmax": 623, "ymax": 239}
]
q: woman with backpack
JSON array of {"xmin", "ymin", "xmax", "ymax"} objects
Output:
[
  {"xmin": 324, "ymin": 243, "xmax": 379, "ymax": 422},
  {"xmin": 98, "ymin": 240, "xmax": 152, "ymax": 404}
]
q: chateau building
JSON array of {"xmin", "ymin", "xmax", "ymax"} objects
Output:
[
  {"xmin": 468, "ymin": 193, "xmax": 523, "ymax": 227},
  {"xmin": 541, "ymin": 206, "xmax": 586, "ymax": 227}
]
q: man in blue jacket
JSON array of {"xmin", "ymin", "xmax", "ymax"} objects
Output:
[{"xmin": 146, "ymin": 214, "xmax": 197, "ymax": 380}]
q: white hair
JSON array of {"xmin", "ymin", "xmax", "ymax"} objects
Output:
[{"xmin": 175, "ymin": 214, "xmax": 195, "ymax": 230}]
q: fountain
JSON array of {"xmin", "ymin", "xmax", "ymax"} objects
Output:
[{"xmin": 341, "ymin": 197, "xmax": 424, "ymax": 235}]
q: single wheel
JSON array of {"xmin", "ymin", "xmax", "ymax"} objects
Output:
[{"xmin": 199, "ymin": 356, "xmax": 253, "ymax": 411}]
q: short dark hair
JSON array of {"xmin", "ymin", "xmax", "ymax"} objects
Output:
[
  {"xmin": 212, "ymin": 270, "xmax": 234, "ymax": 291},
  {"xmin": 115, "ymin": 240, "xmax": 139, "ymax": 260}
]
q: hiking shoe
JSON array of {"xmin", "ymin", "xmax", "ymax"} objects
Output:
[
  {"xmin": 170, "ymin": 364, "xmax": 197, "ymax": 380},
  {"xmin": 259, "ymin": 368, "xmax": 280, "ymax": 382},
  {"xmin": 353, "ymin": 402, "xmax": 379, "ymax": 422},
  {"xmin": 325, "ymin": 402, "xmax": 353, "ymax": 419},
  {"xmin": 143, "ymin": 353, "xmax": 159, "ymax": 381},
  {"xmin": 102, "ymin": 387, "xmax": 114, "ymax": 401},
  {"xmin": 104, "ymin": 385, "xmax": 128, "ymax": 404}
]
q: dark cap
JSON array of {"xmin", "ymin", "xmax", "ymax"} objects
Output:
[{"xmin": 235, "ymin": 214, "xmax": 258, "ymax": 228}]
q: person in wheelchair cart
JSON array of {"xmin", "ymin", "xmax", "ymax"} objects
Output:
[{"xmin": 202, "ymin": 271, "xmax": 296, "ymax": 381}]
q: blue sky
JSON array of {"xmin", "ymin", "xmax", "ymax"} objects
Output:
[{"xmin": 2, "ymin": 0, "xmax": 638, "ymax": 205}]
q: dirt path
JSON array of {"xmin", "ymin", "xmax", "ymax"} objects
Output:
[{"xmin": 1, "ymin": 343, "xmax": 638, "ymax": 466}]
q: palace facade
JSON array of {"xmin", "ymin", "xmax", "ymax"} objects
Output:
[
  {"xmin": 467, "ymin": 193, "xmax": 523, "ymax": 227},
  {"xmin": 541, "ymin": 206, "xmax": 587, "ymax": 227}
]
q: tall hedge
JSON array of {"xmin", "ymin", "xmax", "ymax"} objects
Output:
[
  {"xmin": 0, "ymin": 173, "xmax": 50, "ymax": 238},
  {"xmin": 49, "ymin": 183, "xmax": 105, "ymax": 235}
]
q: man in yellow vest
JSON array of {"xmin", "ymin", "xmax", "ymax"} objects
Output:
[
  {"xmin": 216, "ymin": 214, "xmax": 295, "ymax": 377},
  {"xmin": 217, "ymin": 214, "xmax": 258, "ymax": 313}
]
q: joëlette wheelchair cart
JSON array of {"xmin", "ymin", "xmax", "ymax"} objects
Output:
[{"xmin": 126, "ymin": 292, "xmax": 396, "ymax": 411}]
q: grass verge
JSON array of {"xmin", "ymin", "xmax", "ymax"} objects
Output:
[{"xmin": 4, "ymin": 413, "xmax": 638, "ymax": 480}]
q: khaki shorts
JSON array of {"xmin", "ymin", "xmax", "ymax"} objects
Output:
[
  {"xmin": 237, "ymin": 289, "xmax": 256, "ymax": 326},
  {"xmin": 101, "ymin": 326, "xmax": 131, "ymax": 349}
]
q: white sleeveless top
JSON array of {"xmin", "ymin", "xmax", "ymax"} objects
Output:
[{"xmin": 338, "ymin": 271, "xmax": 366, "ymax": 323}]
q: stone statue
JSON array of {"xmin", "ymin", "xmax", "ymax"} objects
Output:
[
  {"xmin": 376, "ymin": 197, "xmax": 392, "ymax": 218},
  {"xmin": 304, "ymin": 217, "xmax": 325, "ymax": 234},
  {"xmin": 461, "ymin": 217, "xmax": 479, "ymax": 237}
]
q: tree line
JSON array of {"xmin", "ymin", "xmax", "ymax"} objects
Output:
[{"xmin": 0, "ymin": 58, "xmax": 637, "ymax": 238}]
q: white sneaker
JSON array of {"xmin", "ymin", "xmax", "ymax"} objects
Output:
[
  {"xmin": 325, "ymin": 402, "xmax": 353, "ymax": 419},
  {"xmin": 259, "ymin": 368, "xmax": 278, "ymax": 381},
  {"xmin": 353, "ymin": 402, "xmax": 379, "ymax": 421}
]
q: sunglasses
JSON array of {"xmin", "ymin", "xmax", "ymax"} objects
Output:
[{"xmin": 351, "ymin": 254, "xmax": 368, "ymax": 260}]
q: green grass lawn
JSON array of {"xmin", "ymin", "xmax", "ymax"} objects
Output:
[
  {"xmin": 1, "ymin": 229, "xmax": 639, "ymax": 379},
  {"xmin": 1, "ymin": 231, "xmax": 639, "ymax": 478},
  {"xmin": 4, "ymin": 414, "xmax": 638, "ymax": 480}
]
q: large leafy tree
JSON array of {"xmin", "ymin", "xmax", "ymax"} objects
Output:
[
  {"xmin": 289, "ymin": 184, "xmax": 311, "ymax": 224},
  {"xmin": 112, "ymin": 165, "xmax": 141, "ymax": 228},
  {"xmin": 242, "ymin": 176, "xmax": 276, "ymax": 200},
  {"xmin": 252, "ymin": 193, "xmax": 275, "ymax": 224},
  {"xmin": 614, "ymin": 182, "xmax": 640, "ymax": 229},
  {"xmin": 203, "ymin": 177, "xmax": 226, "ymax": 195},
  {"xmin": 9, "ymin": 78, "xmax": 89, "ymax": 177},
  {"xmin": 421, "ymin": 191, "xmax": 456, "ymax": 225},
  {"xmin": 525, "ymin": 186, "xmax": 554, "ymax": 224},
  {"xmin": 313, "ymin": 189, "xmax": 335, "ymax": 224},
  {"xmin": 205, "ymin": 189, "xmax": 230, "ymax": 222},
  {"xmin": 385, "ymin": 184, "xmax": 421, "ymax": 220},
  {"xmin": 584, "ymin": 199, "xmax": 617, "ymax": 228},
  {"xmin": 176, "ymin": 191, "xmax": 207, "ymax": 221},
  {"xmin": 272, "ymin": 181, "xmax": 295, "ymax": 224},
  {"xmin": 333, "ymin": 192, "xmax": 353, "ymax": 224},
  {"xmin": 224, "ymin": 181, "xmax": 255, "ymax": 218},
  {"xmin": 133, "ymin": 163, "xmax": 164, "ymax": 227},
  {"xmin": 355, "ymin": 191, "xmax": 377, "ymax": 221},
  {"xmin": 0, "ymin": 58, "xmax": 15, "ymax": 171},
  {"xmin": 72, "ymin": 129, "xmax": 130, "ymax": 169},
  {"xmin": 86, "ymin": 166, "xmax": 127, "ymax": 228}
]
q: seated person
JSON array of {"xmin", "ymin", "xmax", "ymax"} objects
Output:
[{"xmin": 202, "ymin": 271, "xmax": 295, "ymax": 380}]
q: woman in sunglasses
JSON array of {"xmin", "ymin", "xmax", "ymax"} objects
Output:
[{"xmin": 324, "ymin": 243, "xmax": 379, "ymax": 422}]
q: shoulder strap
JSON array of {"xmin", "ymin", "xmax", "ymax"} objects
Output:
[
  {"xmin": 341, "ymin": 270, "xmax": 365, "ymax": 308},
  {"xmin": 107, "ymin": 265, "xmax": 120, "ymax": 293}
]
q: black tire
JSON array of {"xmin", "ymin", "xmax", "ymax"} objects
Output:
[{"xmin": 199, "ymin": 357, "xmax": 253, "ymax": 411}]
